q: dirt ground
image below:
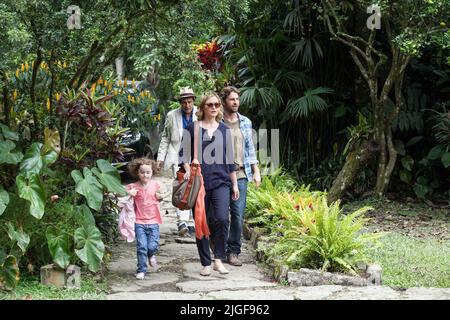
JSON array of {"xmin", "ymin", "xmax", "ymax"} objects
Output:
[{"xmin": 343, "ymin": 197, "xmax": 449, "ymax": 240}]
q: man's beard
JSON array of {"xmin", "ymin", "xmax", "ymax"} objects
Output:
[{"xmin": 227, "ymin": 105, "xmax": 238, "ymax": 113}]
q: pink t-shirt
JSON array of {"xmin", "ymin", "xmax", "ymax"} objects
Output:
[{"xmin": 126, "ymin": 181, "xmax": 162, "ymax": 225}]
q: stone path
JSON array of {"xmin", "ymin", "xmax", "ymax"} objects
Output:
[{"xmin": 106, "ymin": 175, "xmax": 450, "ymax": 300}]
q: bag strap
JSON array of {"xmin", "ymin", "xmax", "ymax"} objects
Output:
[
  {"xmin": 179, "ymin": 122, "xmax": 201, "ymax": 208},
  {"xmin": 193, "ymin": 121, "xmax": 201, "ymax": 163}
]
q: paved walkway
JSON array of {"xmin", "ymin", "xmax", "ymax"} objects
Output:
[{"xmin": 106, "ymin": 175, "xmax": 450, "ymax": 300}]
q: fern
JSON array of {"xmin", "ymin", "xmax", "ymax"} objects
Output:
[
  {"xmin": 267, "ymin": 197, "xmax": 384, "ymax": 274},
  {"xmin": 431, "ymin": 103, "xmax": 450, "ymax": 150},
  {"xmin": 392, "ymin": 85, "xmax": 426, "ymax": 132},
  {"xmin": 246, "ymin": 169, "xmax": 384, "ymax": 275}
]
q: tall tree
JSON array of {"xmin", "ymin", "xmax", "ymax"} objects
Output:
[{"xmin": 322, "ymin": 0, "xmax": 450, "ymax": 202}]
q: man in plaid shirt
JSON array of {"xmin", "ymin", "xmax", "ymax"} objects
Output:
[{"xmin": 220, "ymin": 86, "xmax": 261, "ymax": 266}]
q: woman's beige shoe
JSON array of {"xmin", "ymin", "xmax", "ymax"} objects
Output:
[
  {"xmin": 213, "ymin": 260, "xmax": 229, "ymax": 274},
  {"xmin": 200, "ymin": 266, "xmax": 211, "ymax": 276}
]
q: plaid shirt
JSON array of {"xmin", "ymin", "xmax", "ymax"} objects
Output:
[{"xmin": 223, "ymin": 113, "xmax": 258, "ymax": 181}]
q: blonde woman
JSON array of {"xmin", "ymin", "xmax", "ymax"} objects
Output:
[{"xmin": 179, "ymin": 92, "xmax": 239, "ymax": 276}]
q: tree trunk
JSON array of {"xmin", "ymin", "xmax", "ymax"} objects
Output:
[
  {"xmin": 322, "ymin": 2, "xmax": 413, "ymax": 199},
  {"xmin": 68, "ymin": 24, "xmax": 125, "ymax": 89},
  {"xmin": 30, "ymin": 50, "xmax": 43, "ymax": 139},
  {"xmin": 48, "ymin": 50, "xmax": 57, "ymax": 116},
  {"xmin": 373, "ymin": 64, "xmax": 407, "ymax": 196},
  {"xmin": 380, "ymin": 124, "xmax": 397, "ymax": 194},
  {"xmin": 68, "ymin": 41, "xmax": 100, "ymax": 89},
  {"xmin": 374, "ymin": 102, "xmax": 388, "ymax": 196},
  {"xmin": 373, "ymin": 53, "xmax": 409, "ymax": 196},
  {"xmin": 327, "ymin": 139, "xmax": 378, "ymax": 204},
  {"xmin": 1, "ymin": 71, "xmax": 10, "ymax": 126}
]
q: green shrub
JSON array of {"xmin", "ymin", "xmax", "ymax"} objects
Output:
[
  {"xmin": 0, "ymin": 125, "xmax": 124, "ymax": 290},
  {"xmin": 246, "ymin": 167, "xmax": 298, "ymax": 220},
  {"xmin": 269, "ymin": 199, "xmax": 383, "ymax": 274},
  {"xmin": 246, "ymin": 170, "xmax": 384, "ymax": 275},
  {"xmin": 1, "ymin": 191, "xmax": 85, "ymax": 272}
]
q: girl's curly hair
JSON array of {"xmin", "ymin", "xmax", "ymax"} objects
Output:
[{"xmin": 127, "ymin": 158, "xmax": 156, "ymax": 178}]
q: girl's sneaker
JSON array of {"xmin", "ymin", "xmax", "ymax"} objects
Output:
[
  {"xmin": 178, "ymin": 222, "xmax": 189, "ymax": 236},
  {"xmin": 135, "ymin": 272, "xmax": 145, "ymax": 280},
  {"xmin": 149, "ymin": 256, "xmax": 157, "ymax": 270}
]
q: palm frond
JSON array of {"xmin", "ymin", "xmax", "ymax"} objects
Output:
[
  {"xmin": 283, "ymin": 7, "xmax": 302, "ymax": 35},
  {"xmin": 285, "ymin": 87, "xmax": 334, "ymax": 119},
  {"xmin": 240, "ymin": 85, "xmax": 283, "ymax": 110},
  {"xmin": 286, "ymin": 37, "xmax": 324, "ymax": 68},
  {"xmin": 273, "ymin": 69, "xmax": 310, "ymax": 93},
  {"xmin": 217, "ymin": 34, "xmax": 236, "ymax": 51}
]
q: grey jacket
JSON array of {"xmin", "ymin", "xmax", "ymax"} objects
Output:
[{"xmin": 157, "ymin": 107, "xmax": 197, "ymax": 169}]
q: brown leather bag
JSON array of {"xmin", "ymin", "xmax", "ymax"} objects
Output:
[{"xmin": 172, "ymin": 121, "xmax": 202, "ymax": 210}]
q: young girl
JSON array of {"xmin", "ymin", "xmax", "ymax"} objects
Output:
[{"xmin": 126, "ymin": 158, "xmax": 164, "ymax": 280}]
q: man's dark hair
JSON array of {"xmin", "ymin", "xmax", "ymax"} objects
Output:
[{"xmin": 219, "ymin": 86, "xmax": 240, "ymax": 104}]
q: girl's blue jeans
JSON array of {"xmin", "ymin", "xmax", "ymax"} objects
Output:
[{"xmin": 135, "ymin": 223, "xmax": 160, "ymax": 273}]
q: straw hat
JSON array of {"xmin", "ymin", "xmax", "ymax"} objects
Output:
[{"xmin": 178, "ymin": 86, "xmax": 196, "ymax": 101}]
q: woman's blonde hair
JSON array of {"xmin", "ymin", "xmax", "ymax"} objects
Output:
[{"xmin": 195, "ymin": 92, "xmax": 223, "ymax": 122}]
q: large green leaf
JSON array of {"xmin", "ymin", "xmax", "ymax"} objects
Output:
[
  {"xmin": 92, "ymin": 159, "xmax": 126, "ymax": 196},
  {"xmin": 427, "ymin": 145, "xmax": 444, "ymax": 160},
  {"xmin": 413, "ymin": 183, "xmax": 429, "ymax": 199},
  {"xmin": 16, "ymin": 174, "xmax": 46, "ymax": 219},
  {"xmin": 417, "ymin": 176, "xmax": 428, "ymax": 185},
  {"xmin": 394, "ymin": 140, "xmax": 406, "ymax": 156},
  {"xmin": 0, "ymin": 186, "xmax": 9, "ymax": 216},
  {"xmin": 0, "ymin": 140, "xmax": 23, "ymax": 164},
  {"xmin": 0, "ymin": 255, "xmax": 20, "ymax": 290},
  {"xmin": 441, "ymin": 152, "xmax": 450, "ymax": 168},
  {"xmin": 74, "ymin": 225, "xmax": 105, "ymax": 272},
  {"xmin": 42, "ymin": 127, "xmax": 61, "ymax": 155},
  {"xmin": 399, "ymin": 170, "xmax": 412, "ymax": 184},
  {"xmin": 334, "ymin": 103, "xmax": 349, "ymax": 118},
  {"xmin": 0, "ymin": 124, "xmax": 19, "ymax": 141},
  {"xmin": 19, "ymin": 143, "xmax": 42, "ymax": 174},
  {"xmin": 6, "ymin": 222, "xmax": 30, "ymax": 253},
  {"xmin": 77, "ymin": 205, "xmax": 96, "ymax": 229},
  {"xmin": 46, "ymin": 228, "xmax": 71, "ymax": 269},
  {"xmin": 401, "ymin": 156, "xmax": 414, "ymax": 171},
  {"xmin": 19, "ymin": 143, "xmax": 58, "ymax": 175},
  {"xmin": 71, "ymin": 168, "xmax": 103, "ymax": 211},
  {"xmin": 406, "ymin": 136, "xmax": 424, "ymax": 147}
]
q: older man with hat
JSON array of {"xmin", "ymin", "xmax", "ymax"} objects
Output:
[{"xmin": 157, "ymin": 87, "xmax": 197, "ymax": 236}]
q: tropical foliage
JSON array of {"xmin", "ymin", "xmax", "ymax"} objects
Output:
[
  {"xmin": 0, "ymin": 122, "xmax": 125, "ymax": 290},
  {"xmin": 0, "ymin": 0, "xmax": 448, "ymax": 293},
  {"xmin": 246, "ymin": 169, "xmax": 383, "ymax": 274},
  {"xmin": 218, "ymin": 0, "xmax": 449, "ymax": 201}
]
